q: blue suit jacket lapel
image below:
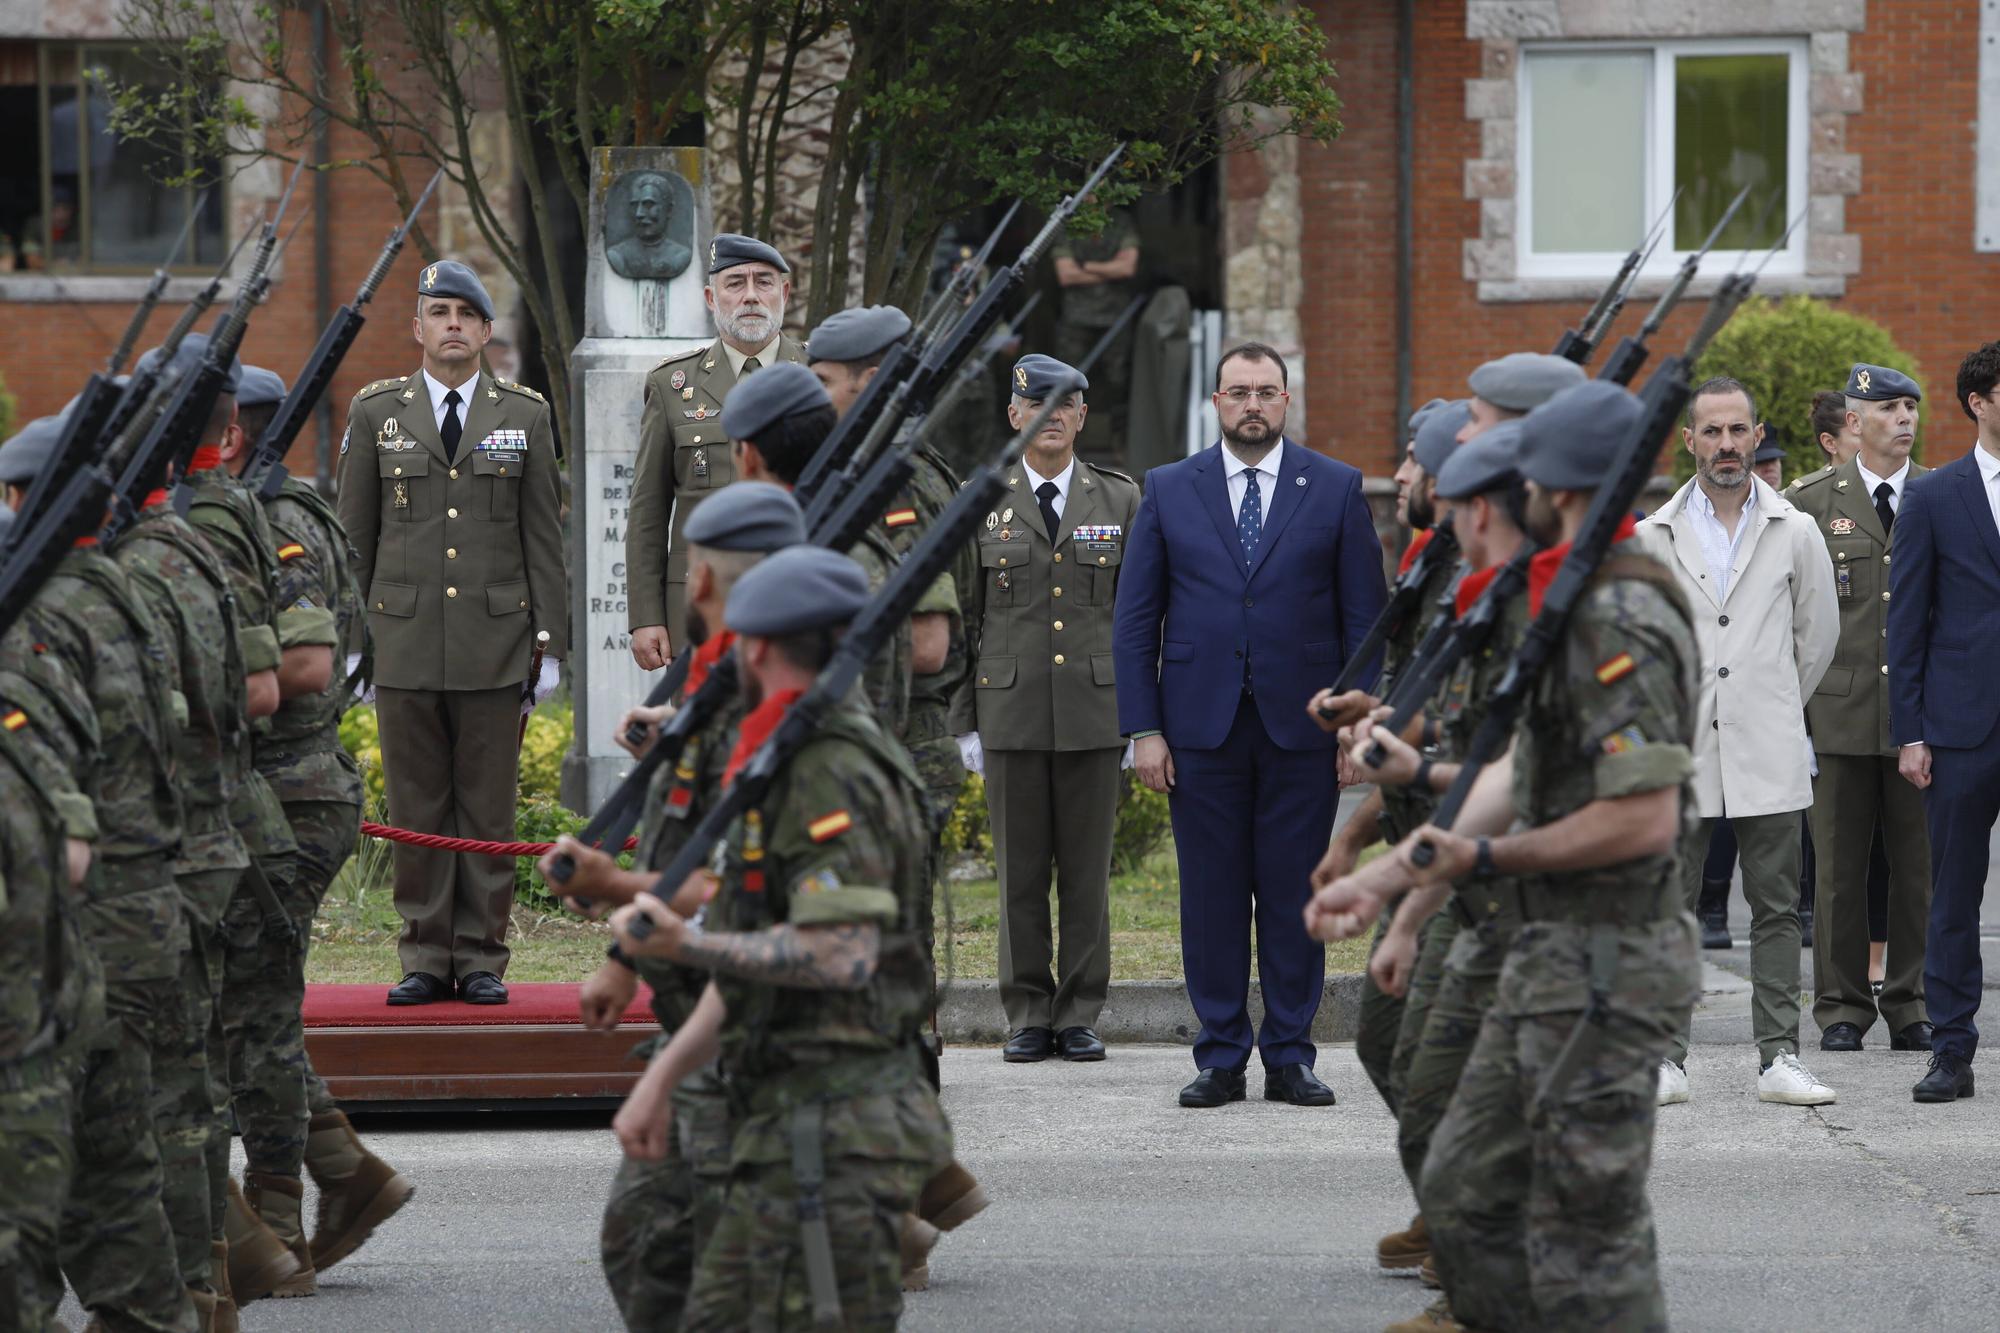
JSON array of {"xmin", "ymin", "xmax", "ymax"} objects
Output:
[
  {"xmin": 1195, "ymin": 445, "xmax": 1246, "ymax": 574},
  {"xmin": 1245, "ymin": 439, "xmax": 1306, "ymax": 580},
  {"xmin": 1954, "ymin": 455, "xmax": 2000, "ymax": 574}
]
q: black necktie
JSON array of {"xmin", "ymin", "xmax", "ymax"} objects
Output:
[
  {"xmin": 741, "ymin": 355, "xmax": 762, "ymax": 377},
  {"xmin": 1874, "ymin": 481, "xmax": 1895, "ymax": 535},
  {"xmin": 442, "ymin": 388, "xmax": 463, "ymax": 460},
  {"xmin": 1035, "ymin": 481, "xmax": 1060, "ymax": 540}
]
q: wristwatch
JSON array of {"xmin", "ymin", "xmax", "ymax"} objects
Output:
[
  {"xmin": 1472, "ymin": 836, "xmax": 1499, "ymax": 881},
  {"xmin": 606, "ymin": 941, "xmax": 636, "ymax": 970},
  {"xmin": 1413, "ymin": 756, "xmax": 1435, "ymax": 791}
]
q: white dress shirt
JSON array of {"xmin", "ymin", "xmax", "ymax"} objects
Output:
[
  {"xmin": 1855, "ymin": 456, "xmax": 1911, "ymax": 515},
  {"xmin": 1685, "ymin": 479, "xmax": 1757, "ymax": 603},
  {"xmin": 722, "ymin": 335, "xmax": 781, "ymax": 378},
  {"xmin": 421, "ymin": 367, "xmax": 480, "ymax": 435},
  {"xmin": 1022, "ymin": 455, "xmax": 1075, "ymax": 521},
  {"xmin": 1222, "ymin": 444, "xmax": 1280, "ymax": 528},
  {"xmin": 1975, "ymin": 442, "xmax": 2000, "ymax": 538}
]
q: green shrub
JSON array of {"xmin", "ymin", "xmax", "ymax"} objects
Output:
[
  {"xmin": 940, "ymin": 775, "xmax": 991, "ymax": 862},
  {"xmin": 512, "ymin": 797, "xmax": 591, "ymax": 913},
  {"xmin": 1112, "ymin": 777, "xmax": 1173, "ymax": 874},
  {"xmin": 1683, "ymin": 294, "xmax": 1925, "ymax": 485},
  {"xmin": 519, "ymin": 706, "xmax": 572, "ymax": 804},
  {"xmin": 0, "ymin": 370, "xmax": 15, "ymax": 442}
]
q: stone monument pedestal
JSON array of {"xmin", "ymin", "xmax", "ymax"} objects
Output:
[{"xmin": 561, "ymin": 146, "xmax": 713, "ymax": 812}]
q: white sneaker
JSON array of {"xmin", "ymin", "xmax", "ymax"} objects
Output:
[
  {"xmin": 1758, "ymin": 1051, "xmax": 1836, "ymax": 1105},
  {"xmin": 1656, "ymin": 1059, "xmax": 1689, "ymax": 1106}
]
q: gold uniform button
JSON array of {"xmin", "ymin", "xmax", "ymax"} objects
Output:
[
  {"xmin": 1053, "ymin": 586, "xmax": 1063, "ymax": 598},
  {"xmin": 1880, "ymin": 664, "xmax": 1889, "ymax": 675},
  {"xmin": 450, "ymin": 467, "xmax": 460, "ymax": 479},
  {"xmin": 1053, "ymin": 552, "xmax": 1063, "ymax": 563},
  {"xmin": 374, "ymin": 601, "xmax": 384, "ymax": 610},
  {"xmin": 1053, "ymin": 620, "xmax": 1064, "ymax": 631},
  {"xmin": 446, "ymin": 548, "xmax": 458, "ymax": 559},
  {"xmin": 980, "ymin": 676, "xmax": 990, "ymax": 685},
  {"xmin": 1097, "ymin": 556, "xmax": 1107, "ymax": 565},
  {"xmin": 498, "ymin": 466, "xmax": 508, "ymax": 475},
  {"xmin": 446, "ymin": 587, "xmax": 458, "ymax": 599},
  {"xmin": 1881, "ymin": 591, "xmax": 1891, "ymax": 602},
  {"xmin": 519, "ymin": 600, "xmax": 528, "ymax": 609},
  {"xmin": 998, "ymin": 557, "xmax": 1009, "ymax": 567},
  {"xmin": 1053, "ymin": 654, "xmax": 1065, "ymax": 665},
  {"xmin": 692, "ymin": 435, "xmax": 702, "ymax": 444},
  {"xmin": 447, "ymin": 507, "xmax": 459, "ymax": 519},
  {"xmin": 392, "ymin": 466, "xmax": 402, "ymax": 476},
  {"xmin": 1883, "ymin": 554, "xmax": 1891, "ymax": 565}
]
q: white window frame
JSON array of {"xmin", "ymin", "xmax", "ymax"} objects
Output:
[{"xmin": 1516, "ymin": 37, "xmax": 1809, "ymax": 282}]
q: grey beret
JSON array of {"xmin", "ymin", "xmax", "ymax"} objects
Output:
[
  {"xmin": 135, "ymin": 332, "xmax": 242, "ymax": 396},
  {"xmin": 725, "ymin": 545, "xmax": 871, "ymax": 636},
  {"xmin": 720, "ymin": 361, "xmax": 830, "ymax": 443},
  {"xmin": 1407, "ymin": 396, "xmax": 1449, "ymax": 440},
  {"xmin": 807, "ymin": 305, "xmax": 912, "ymax": 364},
  {"xmin": 1468, "ymin": 352, "xmax": 1586, "ymax": 413},
  {"xmin": 1010, "ymin": 353, "xmax": 1087, "ymax": 400},
  {"xmin": 1435, "ymin": 419, "xmax": 1523, "ymax": 500},
  {"xmin": 683, "ymin": 481, "xmax": 805, "ymax": 553},
  {"xmin": 1844, "ymin": 363, "xmax": 1921, "ymax": 403},
  {"xmin": 1516, "ymin": 380, "xmax": 1643, "ymax": 491},
  {"xmin": 1411, "ymin": 399, "xmax": 1472, "ymax": 477},
  {"xmin": 707, "ymin": 232, "xmax": 790, "ymax": 276},
  {"xmin": 0, "ymin": 413, "xmax": 69, "ymax": 486},
  {"xmin": 417, "ymin": 258, "xmax": 493, "ymax": 321},
  {"xmin": 236, "ymin": 365, "xmax": 287, "ymax": 409}
]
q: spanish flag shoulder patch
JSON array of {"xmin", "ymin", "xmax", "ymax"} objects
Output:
[
  {"xmin": 1594, "ymin": 652, "xmax": 1636, "ymax": 686},
  {"xmin": 884, "ymin": 508, "xmax": 918, "ymax": 528},
  {"xmin": 276, "ymin": 543, "xmax": 307, "ymax": 562},
  {"xmin": 807, "ymin": 810, "xmax": 853, "ymax": 843},
  {"xmin": 2, "ymin": 708, "xmax": 27, "ymax": 732}
]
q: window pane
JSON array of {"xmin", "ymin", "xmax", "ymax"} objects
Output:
[
  {"xmin": 0, "ymin": 43, "xmax": 38, "ymax": 271},
  {"xmin": 40, "ymin": 45, "xmax": 81, "ymax": 268},
  {"xmin": 1673, "ymin": 54, "xmax": 1788, "ymax": 251},
  {"xmin": 81, "ymin": 48, "xmax": 193, "ymax": 269},
  {"xmin": 1528, "ymin": 50, "xmax": 1648, "ymax": 254}
]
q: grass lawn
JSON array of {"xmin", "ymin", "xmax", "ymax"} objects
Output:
[{"xmin": 307, "ymin": 844, "xmax": 1374, "ymax": 985}]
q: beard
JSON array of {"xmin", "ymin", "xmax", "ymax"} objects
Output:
[
  {"xmin": 1222, "ymin": 410, "xmax": 1283, "ymax": 454},
  {"xmin": 1700, "ymin": 453, "xmax": 1749, "ymax": 489},
  {"xmin": 1407, "ymin": 486, "xmax": 1436, "ymax": 531},
  {"xmin": 686, "ymin": 605, "xmax": 710, "ymax": 648},
  {"xmin": 719, "ymin": 303, "xmax": 777, "ymax": 345},
  {"xmin": 1525, "ymin": 488, "xmax": 1562, "ymax": 547},
  {"xmin": 742, "ymin": 667, "xmax": 764, "ymax": 711}
]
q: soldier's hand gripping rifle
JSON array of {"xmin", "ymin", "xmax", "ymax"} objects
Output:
[
  {"xmin": 247, "ymin": 169, "xmax": 444, "ymax": 501},
  {"xmin": 1593, "ymin": 184, "xmax": 1751, "ymax": 387},
  {"xmin": 1549, "ymin": 189, "xmax": 1677, "ymax": 366},
  {"xmin": 800, "ymin": 143, "xmax": 1127, "ymax": 534},
  {"xmin": 622, "ymin": 384, "xmax": 1080, "ymax": 941}
]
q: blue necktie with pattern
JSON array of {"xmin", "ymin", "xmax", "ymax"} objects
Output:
[{"xmin": 1238, "ymin": 468, "xmax": 1263, "ymax": 563}]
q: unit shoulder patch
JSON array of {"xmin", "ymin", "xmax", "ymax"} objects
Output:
[
  {"xmin": 1594, "ymin": 652, "xmax": 1637, "ymax": 686},
  {"xmin": 806, "ymin": 810, "xmax": 853, "ymax": 844},
  {"xmin": 276, "ymin": 542, "xmax": 308, "ymax": 562}
]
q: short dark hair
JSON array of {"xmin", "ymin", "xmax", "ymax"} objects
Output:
[
  {"xmin": 767, "ymin": 625, "xmax": 844, "ymax": 673},
  {"xmin": 1215, "ymin": 342, "xmax": 1288, "ymax": 392},
  {"xmin": 236, "ymin": 402, "xmax": 278, "ymax": 450},
  {"xmin": 1809, "ymin": 389, "xmax": 1848, "ymax": 450},
  {"xmin": 745, "ymin": 404, "xmax": 839, "ymax": 484},
  {"xmin": 1957, "ymin": 341, "xmax": 2000, "ymax": 423},
  {"xmin": 1685, "ymin": 376, "xmax": 1756, "ymax": 427},
  {"xmin": 201, "ymin": 392, "xmax": 237, "ymax": 448}
]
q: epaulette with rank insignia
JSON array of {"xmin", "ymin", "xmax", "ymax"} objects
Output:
[
  {"xmin": 1787, "ymin": 466, "xmax": 1836, "ymax": 495},
  {"xmin": 651, "ymin": 347, "xmax": 704, "ymax": 373},
  {"xmin": 357, "ymin": 376, "xmax": 408, "ymax": 399},
  {"xmin": 1087, "ymin": 464, "xmax": 1136, "ymax": 487},
  {"xmin": 496, "ymin": 379, "xmax": 545, "ymax": 403}
]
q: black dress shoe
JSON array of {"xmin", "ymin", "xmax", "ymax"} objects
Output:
[
  {"xmin": 1892, "ymin": 1021, "xmax": 1936, "ymax": 1052},
  {"xmin": 1002, "ymin": 1027, "xmax": 1055, "ymax": 1062},
  {"xmin": 1178, "ymin": 1065, "xmax": 1247, "ymax": 1108},
  {"xmin": 459, "ymin": 971, "xmax": 509, "ymax": 1005},
  {"xmin": 1264, "ymin": 1062, "xmax": 1336, "ymax": 1106},
  {"xmin": 1798, "ymin": 906, "xmax": 1814, "ymax": 949},
  {"xmin": 1056, "ymin": 1026, "xmax": 1106, "ymax": 1062},
  {"xmin": 1913, "ymin": 1054, "xmax": 1974, "ymax": 1103},
  {"xmin": 1819, "ymin": 1021, "xmax": 1863, "ymax": 1052},
  {"xmin": 387, "ymin": 972, "xmax": 451, "ymax": 1006}
]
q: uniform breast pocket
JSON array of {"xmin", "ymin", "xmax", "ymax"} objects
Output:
[
  {"xmin": 671, "ymin": 425, "xmax": 733, "ymax": 495},
  {"xmin": 1077, "ymin": 540, "xmax": 1122, "ymax": 604},
  {"xmin": 471, "ymin": 452, "xmax": 521, "ymax": 522},
  {"xmin": 377, "ymin": 451, "xmax": 432, "ymax": 522},
  {"xmin": 979, "ymin": 540, "xmax": 1026, "ymax": 606},
  {"xmin": 1828, "ymin": 544, "xmax": 1875, "ymax": 600}
]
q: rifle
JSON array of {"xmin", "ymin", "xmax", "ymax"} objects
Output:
[
  {"xmin": 801, "ymin": 143, "xmax": 1126, "ymax": 534},
  {"xmin": 248, "ymin": 169, "xmax": 444, "ymax": 501},
  {"xmin": 623, "ymin": 384, "xmax": 1081, "ymax": 939},
  {"xmin": 1593, "ymin": 184, "xmax": 1751, "ymax": 387},
  {"xmin": 1407, "ymin": 269, "xmax": 1763, "ymax": 872},
  {"xmin": 1314, "ymin": 515, "xmax": 1458, "ymax": 719},
  {"xmin": 1549, "ymin": 188, "xmax": 1677, "ymax": 366}
]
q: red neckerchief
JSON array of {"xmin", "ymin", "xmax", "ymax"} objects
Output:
[
  {"xmin": 1397, "ymin": 526, "xmax": 1433, "ymax": 576},
  {"xmin": 1454, "ymin": 563, "xmax": 1500, "ymax": 617},
  {"xmin": 685, "ymin": 631, "xmax": 736, "ymax": 695},
  {"xmin": 188, "ymin": 445, "xmax": 223, "ymax": 473},
  {"xmin": 142, "ymin": 489, "xmax": 171, "ymax": 510},
  {"xmin": 72, "ymin": 535, "xmax": 98, "ymax": 549},
  {"xmin": 722, "ymin": 688, "xmax": 803, "ymax": 788},
  {"xmin": 1527, "ymin": 514, "xmax": 1637, "ymax": 616}
]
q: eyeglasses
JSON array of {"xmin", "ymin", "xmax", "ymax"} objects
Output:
[{"xmin": 1219, "ymin": 388, "xmax": 1285, "ymax": 404}]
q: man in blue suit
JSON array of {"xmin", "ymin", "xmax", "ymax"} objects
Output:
[
  {"xmin": 1888, "ymin": 347, "xmax": 2000, "ymax": 1103},
  {"xmin": 1113, "ymin": 342, "xmax": 1387, "ymax": 1107}
]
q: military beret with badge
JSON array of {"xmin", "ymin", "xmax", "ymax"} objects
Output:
[
  {"xmin": 1844, "ymin": 363, "xmax": 1921, "ymax": 403},
  {"xmin": 417, "ymin": 259, "xmax": 494, "ymax": 321},
  {"xmin": 707, "ymin": 232, "xmax": 790, "ymax": 276},
  {"xmin": 1010, "ymin": 353, "xmax": 1087, "ymax": 401}
]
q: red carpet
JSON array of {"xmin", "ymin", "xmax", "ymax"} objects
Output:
[{"xmin": 303, "ymin": 982, "xmax": 655, "ymax": 1028}]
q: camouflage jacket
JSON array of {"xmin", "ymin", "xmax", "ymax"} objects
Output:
[
  {"xmin": 0, "ymin": 723, "xmax": 104, "ymax": 1066},
  {"xmin": 1435, "ymin": 568, "xmax": 1530, "ymax": 929},
  {"xmin": 1511, "ymin": 555, "xmax": 1698, "ymax": 918},
  {"xmin": 847, "ymin": 529, "xmax": 913, "ymax": 739},
  {"xmin": 258, "ymin": 478, "xmax": 362, "ymax": 807},
  {"xmin": 709, "ymin": 700, "xmax": 937, "ymax": 1164},
  {"xmin": 1378, "ymin": 547, "xmax": 1460, "ymax": 845},
  {"xmin": 883, "ymin": 447, "xmax": 977, "ymax": 809},
  {"xmin": 3, "ymin": 550, "xmax": 187, "ymax": 983},
  {"xmin": 115, "ymin": 505, "xmax": 256, "ymax": 922}
]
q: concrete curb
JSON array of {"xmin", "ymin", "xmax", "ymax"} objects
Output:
[{"xmin": 938, "ymin": 975, "xmax": 1369, "ymax": 1045}]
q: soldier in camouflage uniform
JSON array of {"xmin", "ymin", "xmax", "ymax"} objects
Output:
[
  {"xmin": 543, "ymin": 482, "xmax": 799, "ymax": 1331},
  {"xmin": 233, "ymin": 365, "xmax": 413, "ymax": 1287},
  {"xmin": 1309, "ymin": 380, "xmax": 1702, "ymax": 1333},
  {"xmin": 1051, "ymin": 205, "xmax": 1141, "ymax": 466},
  {"xmin": 0, "ymin": 415, "xmax": 197, "ymax": 1332},
  {"xmin": 609, "ymin": 545, "xmax": 952, "ymax": 1332}
]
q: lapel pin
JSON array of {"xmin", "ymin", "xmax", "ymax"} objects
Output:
[{"xmin": 1295, "ymin": 476, "xmax": 1306, "ymax": 487}]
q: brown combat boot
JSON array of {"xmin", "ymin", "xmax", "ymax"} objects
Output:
[
  {"xmin": 916, "ymin": 1159, "xmax": 989, "ymax": 1232},
  {"xmin": 899, "ymin": 1212, "xmax": 941, "ymax": 1291},
  {"xmin": 182, "ymin": 1285, "xmax": 219, "ymax": 1333},
  {"xmin": 1377, "ymin": 1212, "xmax": 1430, "ymax": 1270},
  {"xmin": 225, "ymin": 1177, "xmax": 302, "ymax": 1303},
  {"xmin": 211, "ymin": 1241, "xmax": 238, "ymax": 1333},
  {"xmin": 244, "ymin": 1171, "xmax": 317, "ymax": 1296},
  {"xmin": 1384, "ymin": 1295, "xmax": 1464, "ymax": 1332},
  {"xmin": 1420, "ymin": 1254, "xmax": 1441, "ymax": 1288},
  {"xmin": 302, "ymin": 1109, "xmax": 413, "ymax": 1272}
]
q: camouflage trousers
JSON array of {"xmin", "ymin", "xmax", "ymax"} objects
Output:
[
  {"xmin": 600, "ymin": 1073, "xmax": 732, "ymax": 1331},
  {"xmin": 62, "ymin": 980, "xmax": 197, "ymax": 1333},
  {"xmin": 1400, "ymin": 914, "xmax": 1509, "ymax": 1197},
  {"xmin": 1356, "ymin": 900, "xmax": 1406, "ymax": 1113},
  {"xmin": 1421, "ymin": 916, "xmax": 1698, "ymax": 1333},
  {"xmin": 158, "ymin": 884, "xmax": 232, "ymax": 1285},
  {"xmin": 221, "ymin": 850, "xmax": 314, "ymax": 1181},
  {"xmin": 0, "ymin": 1052, "xmax": 77, "ymax": 1333}
]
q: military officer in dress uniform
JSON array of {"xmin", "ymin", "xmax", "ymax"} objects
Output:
[
  {"xmin": 1785, "ymin": 363, "xmax": 1933, "ymax": 1053},
  {"xmin": 956, "ymin": 354, "xmax": 1139, "ymax": 1064},
  {"xmin": 627, "ymin": 234, "xmax": 809, "ymax": 669},
  {"xmin": 334, "ymin": 259, "xmax": 569, "ymax": 1007}
]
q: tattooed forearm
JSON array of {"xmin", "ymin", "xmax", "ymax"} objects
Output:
[{"xmin": 675, "ymin": 921, "xmax": 881, "ymax": 990}]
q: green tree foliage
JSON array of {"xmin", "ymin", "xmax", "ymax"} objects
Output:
[
  {"xmin": 0, "ymin": 369, "xmax": 16, "ymax": 442},
  {"xmin": 1682, "ymin": 294, "xmax": 1925, "ymax": 483}
]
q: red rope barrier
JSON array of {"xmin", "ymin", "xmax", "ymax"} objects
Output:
[{"xmin": 360, "ymin": 821, "xmax": 638, "ymax": 857}]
